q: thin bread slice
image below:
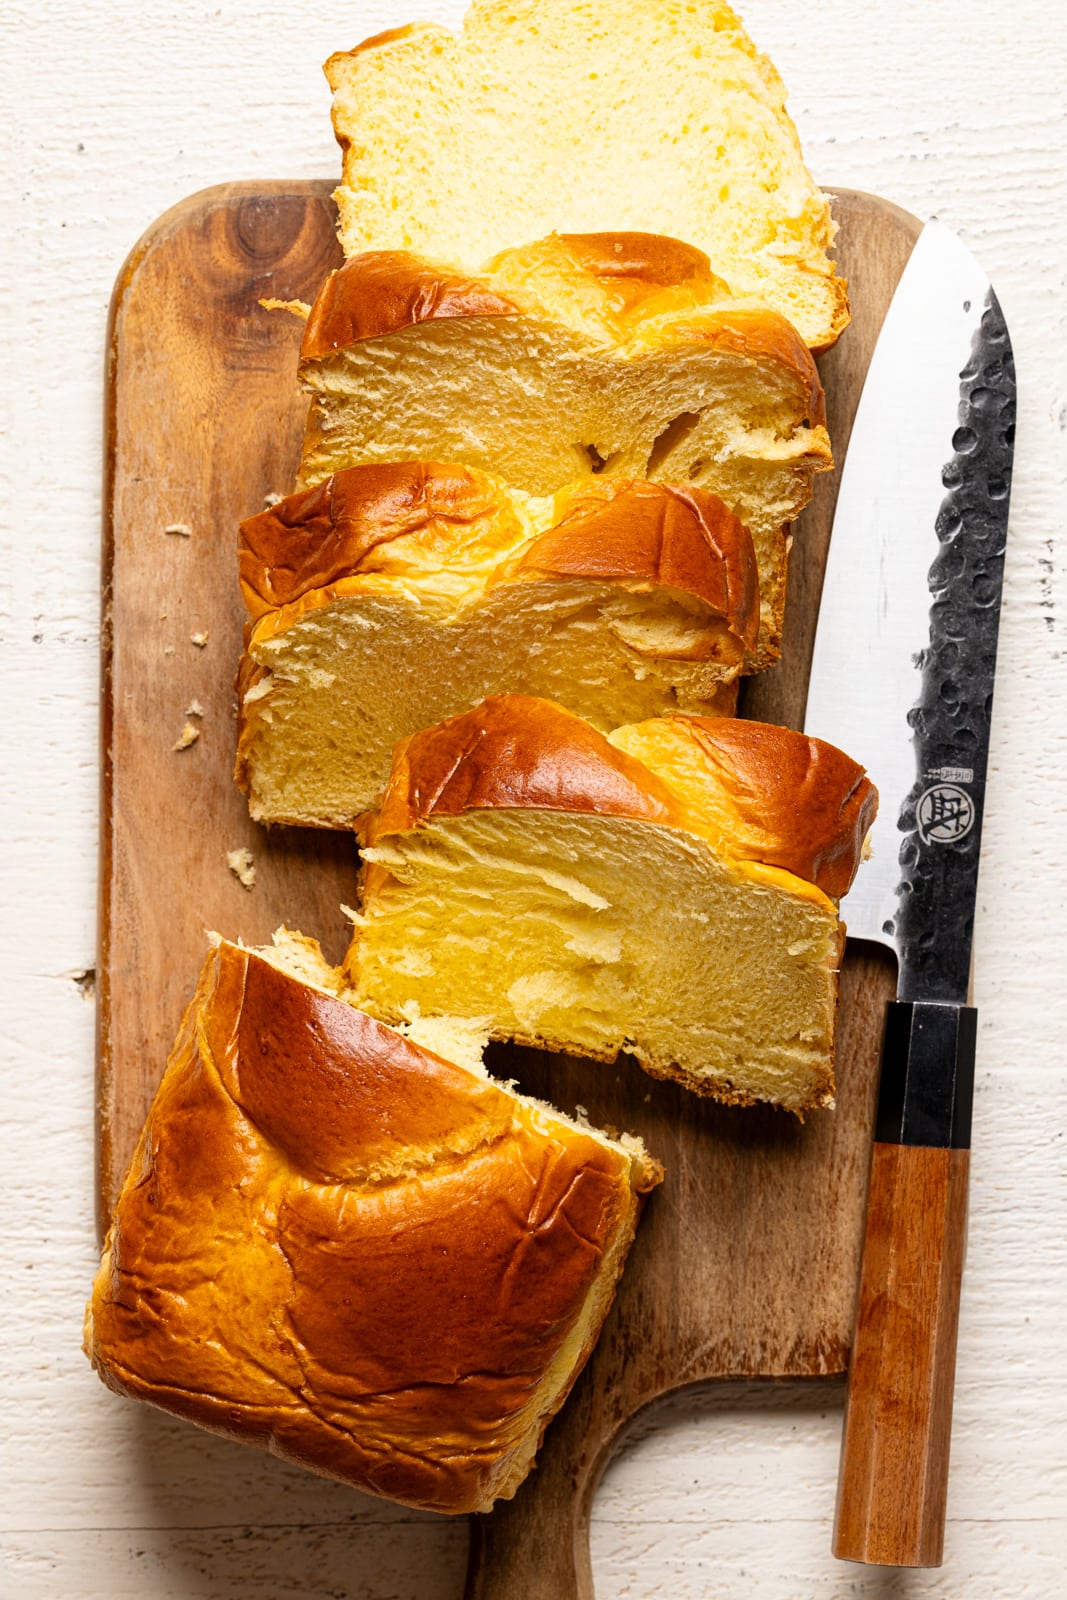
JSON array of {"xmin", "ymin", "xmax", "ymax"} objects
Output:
[
  {"xmin": 344, "ymin": 696, "xmax": 877, "ymax": 1114},
  {"xmin": 292, "ymin": 233, "xmax": 832, "ymax": 665},
  {"xmin": 325, "ymin": 0, "xmax": 848, "ymax": 350},
  {"xmin": 85, "ymin": 932, "xmax": 661, "ymax": 1515},
  {"xmin": 236, "ymin": 463, "xmax": 759, "ymax": 827}
]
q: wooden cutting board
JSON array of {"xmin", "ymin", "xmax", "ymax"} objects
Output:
[{"xmin": 99, "ymin": 184, "xmax": 918, "ymax": 1598}]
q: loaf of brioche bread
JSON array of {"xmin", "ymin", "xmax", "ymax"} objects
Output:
[
  {"xmin": 236, "ymin": 462, "xmax": 759, "ymax": 827},
  {"xmin": 345, "ymin": 696, "xmax": 877, "ymax": 1114},
  {"xmin": 326, "ymin": 0, "xmax": 848, "ymax": 351},
  {"xmin": 292, "ymin": 232, "xmax": 831, "ymax": 665},
  {"xmin": 85, "ymin": 933, "xmax": 661, "ymax": 1514}
]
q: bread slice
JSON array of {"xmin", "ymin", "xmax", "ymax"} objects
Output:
[
  {"xmin": 344, "ymin": 696, "xmax": 877, "ymax": 1114},
  {"xmin": 292, "ymin": 233, "xmax": 832, "ymax": 667},
  {"xmin": 236, "ymin": 463, "xmax": 759, "ymax": 827},
  {"xmin": 85, "ymin": 932, "xmax": 661, "ymax": 1515},
  {"xmin": 325, "ymin": 0, "xmax": 848, "ymax": 351}
]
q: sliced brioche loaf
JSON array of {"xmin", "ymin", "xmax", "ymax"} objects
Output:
[
  {"xmin": 292, "ymin": 233, "xmax": 832, "ymax": 666},
  {"xmin": 236, "ymin": 463, "xmax": 759, "ymax": 827},
  {"xmin": 325, "ymin": 0, "xmax": 848, "ymax": 351},
  {"xmin": 345, "ymin": 696, "xmax": 877, "ymax": 1114},
  {"xmin": 85, "ymin": 932, "xmax": 661, "ymax": 1515}
]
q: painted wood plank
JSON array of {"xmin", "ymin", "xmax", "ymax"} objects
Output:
[{"xmin": 4, "ymin": 3, "xmax": 1067, "ymax": 1598}]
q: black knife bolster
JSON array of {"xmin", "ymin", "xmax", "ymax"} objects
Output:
[{"xmin": 874, "ymin": 1000, "xmax": 977, "ymax": 1149}]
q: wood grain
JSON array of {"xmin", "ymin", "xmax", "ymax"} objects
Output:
[
  {"xmin": 833, "ymin": 1144, "xmax": 971, "ymax": 1567},
  {"xmin": 100, "ymin": 184, "xmax": 920, "ymax": 1597},
  {"xmin": 99, "ymin": 180, "xmax": 345, "ymax": 1222}
]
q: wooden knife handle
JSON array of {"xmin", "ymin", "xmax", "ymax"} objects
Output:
[
  {"xmin": 834, "ymin": 999, "xmax": 976, "ymax": 1567},
  {"xmin": 834, "ymin": 1141, "xmax": 970, "ymax": 1565}
]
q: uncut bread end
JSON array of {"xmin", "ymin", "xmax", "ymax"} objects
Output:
[
  {"xmin": 344, "ymin": 697, "xmax": 878, "ymax": 1115},
  {"xmin": 85, "ymin": 933, "xmax": 661, "ymax": 1515},
  {"xmin": 325, "ymin": 0, "xmax": 849, "ymax": 351}
]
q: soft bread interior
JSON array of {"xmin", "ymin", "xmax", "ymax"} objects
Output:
[
  {"xmin": 326, "ymin": 0, "xmax": 848, "ymax": 349},
  {"xmin": 87, "ymin": 932, "xmax": 661, "ymax": 1515},
  {"xmin": 346, "ymin": 810, "xmax": 842, "ymax": 1114},
  {"xmin": 299, "ymin": 316, "xmax": 829, "ymax": 518},
  {"xmin": 240, "ymin": 579, "xmax": 739, "ymax": 828}
]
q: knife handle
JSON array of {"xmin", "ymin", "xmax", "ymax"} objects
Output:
[{"xmin": 834, "ymin": 1000, "xmax": 976, "ymax": 1567}]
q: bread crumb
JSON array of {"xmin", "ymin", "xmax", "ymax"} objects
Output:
[
  {"xmin": 190, "ymin": 630, "xmax": 209, "ymax": 648},
  {"xmin": 164, "ymin": 523, "xmax": 192, "ymax": 538},
  {"xmin": 185, "ymin": 698, "xmax": 205, "ymax": 718},
  {"xmin": 259, "ymin": 297, "xmax": 311, "ymax": 320},
  {"xmin": 69, "ymin": 967, "xmax": 96, "ymax": 1000},
  {"xmin": 226, "ymin": 848, "xmax": 256, "ymax": 890},
  {"xmin": 263, "ymin": 492, "xmax": 283, "ymax": 508},
  {"xmin": 173, "ymin": 721, "xmax": 200, "ymax": 751}
]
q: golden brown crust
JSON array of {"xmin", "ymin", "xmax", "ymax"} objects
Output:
[
  {"xmin": 610, "ymin": 715, "xmax": 878, "ymax": 899},
  {"xmin": 367, "ymin": 695, "xmax": 876, "ymax": 900},
  {"xmin": 238, "ymin": 462, "xmax": 505, "ymax": 619},
  {"xmin": 238, "ymin": 466, "xmax": 761, "ymax": 655},
  {"xmin": 557, "ymin": 230, "xmax": 720, "ymax": 293},
  {"xmin": 366, "ymin": 695, "xmax": 684, "ymax": 846},
  {"xmin": 340, "ymin": 22, "xmax": 425, "ymax": 57},
  {"xmin": 301, "ymin": 252, "xmax": 520, "ymax": 360},
  {"xmin": 514, "ymin": 481, "xmax": 760, "ymax": 652},
  {"xmin": 325, "ymin": 20, "xmax": 443, "ymax": 83},
  {"xmin": 297, "ymin": 233, "xmax": 828, "ymax": 435},
  {"xmin": 489, "ymin": 230, "xmax": 732, "ymax": 324},
  {"xmin": 300, "ymin": 231, "xmax": 726, "ymax": 360},
  {"xmin": 87, "ymin": 942, "xmax": 653, "ymax": 1514},
  {"xmin": 216, "ymin": 946, "xmax": 516, "ymax": 1181},
  {"xmin": 672, "ymin": 718, "xmax": 876, "ymax": 898}
]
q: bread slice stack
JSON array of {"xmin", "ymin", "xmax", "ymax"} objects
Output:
[
  {"xmin": 318, "ymin": 0, "xmax": 848, "ymax": 620},
  {"xmin": 91, "ymin": 0, "xmax": 872, "ymax": 1517},
  {"xmin": 294, "ymin": 233, "xmax": 833, "ymax": 666},
  {"xmin": 239, "ymin": 0, "xmax": 850, "ymax": 820},
  {"xmin": 86, "ymin": 935, "xmax": 661, "ymax": 1514}
]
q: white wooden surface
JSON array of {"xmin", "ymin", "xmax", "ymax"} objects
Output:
[{"xmin": 2, "ymin": 1, "xmax": 1066, "ymax": 1594}]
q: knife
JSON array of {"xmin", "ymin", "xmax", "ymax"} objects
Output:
[{"xmin": 803, "ymin": 219, "xmax": 1015, "ymax": 1567}]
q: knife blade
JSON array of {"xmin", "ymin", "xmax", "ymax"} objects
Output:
[{"xmin": 803, "ymin": 219, "xmax": 1015, "ymax": 1567}]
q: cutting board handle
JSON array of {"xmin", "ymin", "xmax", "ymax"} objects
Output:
[
  {"xmin": 466, "ymin": 1497, "xmax": 593, "ymax": 1600},
  {"xmin": 464, "ymin": 1367, "xmax": 621, "ymax": 1600}
]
